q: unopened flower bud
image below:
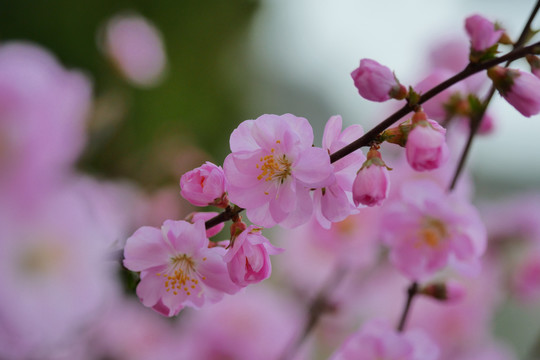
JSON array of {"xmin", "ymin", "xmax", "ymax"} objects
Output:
[
  {"xmin": 420, "ymin": 280, "xmax": 466, "ymax": 304},
  {"xmin": 351, "ymin": 59, "xmax": 406, "ymax": 102},
  {"xmin": 488, "ymin": 66, "xmax": 540, "ymax": 117},
  {"xmin": 465, "ymin": 14, "xmax": 504, "ymax": 58},
  {"xmin": 406, "ymin": 111, "xmax": 449, "ymax": 171},
  {"xmin": 352, "ymin": 148, "xmax": 390, "ymax": 207},
  {"xmin": 526, "ymin": 54, "xmax": 540, "ymax": 78}
]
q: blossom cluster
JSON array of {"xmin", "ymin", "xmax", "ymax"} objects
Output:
[{"xmin": 3, "ymin": 6, "xmax": 540, "ymax": 360}]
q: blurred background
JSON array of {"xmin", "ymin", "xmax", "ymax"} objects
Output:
[{"xmin": 1, "ymin": 0, "xmax": 540, "ymax": 359}]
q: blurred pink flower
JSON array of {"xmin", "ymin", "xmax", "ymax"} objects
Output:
[
  {"xmin": 123, "ymin": 220, "xmax": 239, "ymax": 316},
  {"xmin": 330, "ymin": 319, "xmax": 439, "ymax": 360},
  {"xmin": 313, "ymin": 115, "xmax": 365, "ymax": 228},
  {"xmin": 224, "ymin": 226, "xmax": 282, "ymax": 287},
  {"xmin": 351, "ymin": 59, "xmax": 406, "ymax": 102},
  {"xmin": 465, "ymin": 14, "xmax": 503, "ymax": 52},
  {"xmin": 0, "ymin": 42, "xmax": 91, "ymax": 205},
  {"xmin": 381, "ymin": 179, "xmax": 486, "ymax": 280},
  {"xmin": 176, "ymin": 285, "xmax": 307, "ymax": 360},
  {"xmin": 224, "ymin": 113, "xmax": 333, "ymax": 228},
  {"xmin": 180, "ymin": 161, "xmax": 228, "ymax": 207},
  {"xmin": 103, "ymin": 13, "xmax": 167, "ymax": 87},
  {"xmin": 0, "ymin": 189, "xmax": 116, "ymax": 359}
]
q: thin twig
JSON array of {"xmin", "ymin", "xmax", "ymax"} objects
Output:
[
  {"xmin": 449, "ymin": 0, "xmax": 540, "ymax": 191},
  {"xmin": 397, "ymin": 282, "xmax": 419, "ymax": 332}
]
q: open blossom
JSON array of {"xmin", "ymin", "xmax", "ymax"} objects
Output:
[
  {"xmin": 224, "ymin": 114, "xmax": 333, "ymax": 228},
  {"xmin": 381, "ymin": 179, "xmax": 486, "ymax": 280},
  {"xmin": 330, "ymin": 319, "xmax": 439, "ymax": 360},
  {"xmin": 488, "ymin": 66, "xmax": 540, "ymax": 117},
  {"xmin": 224, "ymin": 226, "xmax": 282, "ymax": 287},
  {"xmin": 406, "ymin": 113, "xmax": 449, "ymax": 171},
  {"xmin": 123, "ymin": 220, "xmax": 239, "ymax": 317},
  {"xmin": 351, "ymin": 59, "xmax": 406, "ymax": 102},
  {"xmin": 465, "ymin": 14, "xmax": 503, "ymax": 52},
  {"xmin": 313, "ymin": 115, "xmax": 365, "ymax": 228},
  {"xmin": 180, "ymin": 162, "xmax": 227, "ymax": 207}
]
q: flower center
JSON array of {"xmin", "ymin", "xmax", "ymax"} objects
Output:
[
  {"xmin": 255, "ymin": 143, "xmax": 292, "ymax": 184},
  {"xmin": 417, "ymin": 218, "xmax": 447, "ymax": 248},
  {"xmin": 157, "ymin": 254, "xmax": 204, "ymax": 296}
]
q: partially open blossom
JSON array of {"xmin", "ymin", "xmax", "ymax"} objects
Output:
[
  {"xmin": 102, "ymin": 13, "xmax": 167, "ymax": 87},
  {"xmin": 381, "ymin": 179, "xmax": 486, "ymax": 280},
  {"xmin": 224, "ymin": 225, "xmax": 282, "ymax": 287},
  {"xmin": 313, "ymin": 115, "xmax": 365, "ymax": 228},
  {"xmin": 180, "ymin": 162, "xmax": 228, "ymax": 207},
  {"xmin": 406, "ymin": 112, "xmax": 449, "ymax": 171},
  {"xmin": 330, "ymin": 319, "xmax": 439, "ymax": 360},
  {"xmin": 488, "ymin": 66, "xmax": 540, "ymax": 117},
  {"xmin": 351, "ymin": 59, "xmax": 407, "ymax": 102},
  {"xmin": 352, "ymin": 148, "xmax": 390, "ymax": 207},
  {"xmin": 465, "ymin": 14, "xmax": 503, "ymax": 52},
  {"xmin": 123, "ymin": 220, "xmax": 239, "ymax": 317},
  {"xmin": 224, "ymin": 114, "xmax": 333, "ymax": 228}
]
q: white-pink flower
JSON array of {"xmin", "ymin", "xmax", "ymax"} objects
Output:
[
  {"xmin": 224, "ymin": 114, "xmax": 333, "ymax": 228},
  {"xmin": 224, "ymin": 225, "xmax": 282, "ymax": 287},
  {"xmin": 330, "ymin": 319, "xmax": 439, "ymax": 360},
  {"xmin": 180, "ymin": 161, "xmax": 228, "ymax": 207},
  {"xmin": 406, "ymin": 115, "xmax": 449, "ymax": 172},
  {"xmin": 313, "ymin": 115, "xmax": 365, "ymax": 228},
  {"xmin": 123, "ymin": 220, "xmax": 239, "ymax": 317},
  {"xmin": 381, "ymin": 179, "xmax": 486, "ymax": 280},
  {"xmin": 465, "ymin": 14, "xmax": 503, "ymax": 52}
]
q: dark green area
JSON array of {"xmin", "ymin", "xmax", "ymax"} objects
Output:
[{"xmin": 0, "ymin": 0, "xmax": 259, "ymax": 188}]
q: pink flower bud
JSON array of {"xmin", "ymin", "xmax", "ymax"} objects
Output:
[
  {"xmin": 352, "ymin": 149, "xmax": 390, "ymax": 207},
  {"xmin": 465, "ymin": 14, "xmax": 503, "ymax": 52},
  {"xmin": 223, "ymin": 226, "xmax": 283, "ymax": 287},
  {"xmin": 420, "ymin": 280, "xmax": 466, "ymax": 304},
  {"xmin": 180, "ymin": 162, "xmax": 227, "ymax": 207},
  {"xmin": 351, "ymin": 59, "xmax": 406, "ymax": 102},
  {"xmin": 406, "ymin": 113, "xmax": 449, "ymax": 171},
  {"xmin": 185, "ymin": 211, "xmax": 225, "ymax": 238},
  {"xmin": 488, "ymin": 66, "xmax": 540, "ymax": 117}
]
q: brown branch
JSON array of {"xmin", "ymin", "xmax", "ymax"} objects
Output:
[{"xmin": 397, "ymin": 282, "xmax": 419, "ymax": 332}]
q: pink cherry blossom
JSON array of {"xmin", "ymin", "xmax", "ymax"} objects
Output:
[
  {"xmin": 102, "ymin": 13, "xmax": 167, "ymax": 87},
  {"xmin": 224, "ymin": 113, "xmax": 333, "ymax": 228},
  {"xmin": 180, "ymin": 161, "xmax": 228, "ymax": 207},
  {"xmin": 406, "ymin": 117, "xmax": 449, "ymax": 171},
  {"xmin": 488, "ymin": 66, "xmax": 540, "ymax": 117},
  {"xmin": 224, "ymin": 225, "xmax": 282, "ymax": 287},
  {"xmin": 512, "ymin": 249, "xmax": 540, "ymax": 301},
  {"xmin": 351, "ymin": 59, "xmax": 406, "ymax": 102},
  {"xmin": 313, "ymin": 115, "xmax": 365, "ymax": 228},
  {"xmin": 123, "ymin": 220, "xmax": 239, "ymax": 317},
  {"xmin": 465, "ymin": 14, "xmax": 503, "ymax": 52},
  {"xmin": 330, "ymin": 319, "xmax": 439, "ymax": 360},
  {"xmin": 381, "ymin": 179, "xmax": 486, "ymax": 280}
]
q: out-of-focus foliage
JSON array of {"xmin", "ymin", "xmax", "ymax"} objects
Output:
[{"xmin": 0, "ymin": 0, "xmax": 259, "ymax": 188}]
